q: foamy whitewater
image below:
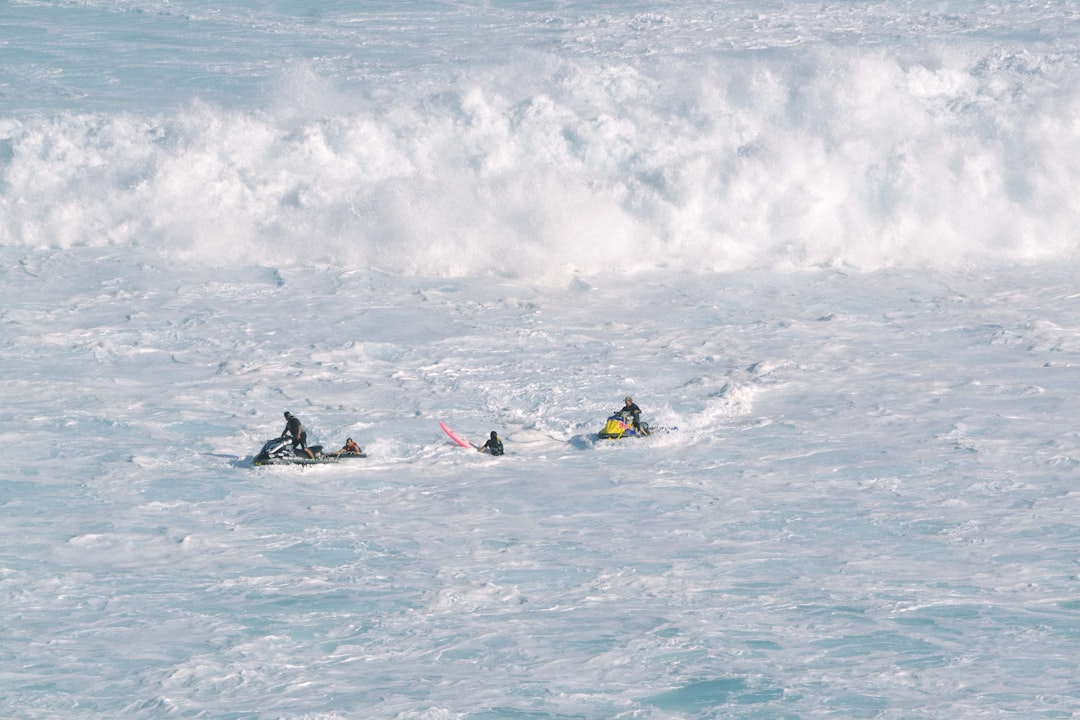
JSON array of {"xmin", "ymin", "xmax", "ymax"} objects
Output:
[{"xmin": 3, "ymin": 1, "xmax": 1080, "ymax": 718}]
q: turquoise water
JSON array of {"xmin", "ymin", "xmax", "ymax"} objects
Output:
[{"xmin": 4, "ymin": 1, "xmax": 1080, "ymax": 717}]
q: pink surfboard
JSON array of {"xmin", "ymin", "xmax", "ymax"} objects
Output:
[{"xmin": 438, "ymin": 421, "xmax": 471, "ymax": 448}]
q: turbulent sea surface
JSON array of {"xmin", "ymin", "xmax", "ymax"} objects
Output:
[{"xmin": 3, "ymin": 1, "xmax": 1080, "ymax": 718}]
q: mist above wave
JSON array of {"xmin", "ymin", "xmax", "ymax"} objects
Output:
[{"xmin": 2, "ymin": 41, "xmax": 1078, "ymax": 279}]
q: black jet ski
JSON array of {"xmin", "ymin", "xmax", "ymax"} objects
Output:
[{"xmin": 252, "ymin": 437, "xmax": 366, "ymax": 466}]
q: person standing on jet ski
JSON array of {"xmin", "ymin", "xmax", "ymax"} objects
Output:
[
  {"xmin": 281, "ymin": 411, "xmax": 315, "ymax": 459},
  {"xmin": 618, "ymin": 396, "xmax": 644, "ymax": 432}
]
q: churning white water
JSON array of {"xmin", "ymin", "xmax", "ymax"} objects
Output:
[{"xmin": 3, "ymin": 1, "xmax": 1080, "ymax": 717}]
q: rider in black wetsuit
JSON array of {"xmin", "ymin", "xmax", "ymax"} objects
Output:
[
  {"xmin": 480, "ymin": 431, "xmax": 504, "ymax": 456},
  {"xmin": 617, "ymin": 396, "xmax": 642, "ymax": 431}
]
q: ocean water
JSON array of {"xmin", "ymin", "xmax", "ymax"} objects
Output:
[{"xmin": 3, "ymin": 1, "xmax": 1080, "ymax": 718}]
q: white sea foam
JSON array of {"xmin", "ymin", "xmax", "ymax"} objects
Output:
[{"xmin": 3, "ymin": 4, "xmax": 1080, "ymax": 278}]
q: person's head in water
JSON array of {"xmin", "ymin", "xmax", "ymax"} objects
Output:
[
  {"xmin": 284, "ymin": 411, "xmax": 292, "ymax": 419},
  {"xmin": 490, "ymin": 431, "xmax": 498, "ymax": 440}
]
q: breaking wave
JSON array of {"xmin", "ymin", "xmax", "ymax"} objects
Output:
[{"xmin": 3, "ymin": 42, "xmax": 1079, "ymax": 279}]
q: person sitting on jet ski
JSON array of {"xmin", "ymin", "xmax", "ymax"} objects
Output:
[
  {"xmin": 479, "ymin": 430, "xmax": 504, "ymax": 456},
  {"xmin": 281, "ymin": 411, "xmax": 315, "ymax": 459},
  {"xmin": 617, "ymin": 396, "xmax": 643, "ymax": 431}
]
